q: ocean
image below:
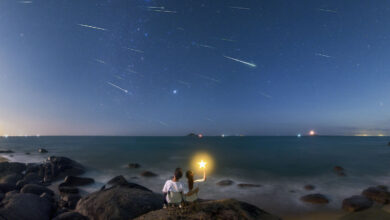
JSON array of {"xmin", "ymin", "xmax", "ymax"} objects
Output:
[{"xmin": 1, "ymin": 136, "xmax": 389, "ymax": 215}]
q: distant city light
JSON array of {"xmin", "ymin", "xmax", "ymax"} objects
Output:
[
  {"xmin": 221, "ymin": 134, "xmax": 225, "ymax": 138},
  {"xmin": 309, "ymin": 130, "xmax": 316, "ymax": 136},
  {"xmin": 297, "ymin": 133, "xmax": 301, "ymax": 138},
  {"xmin": 198, "ymin": 133, "xmax": 203, "ymax": 138},
  {"xmin": 3, "ymin": 134, "xmax": 9, "ymax": 138}
]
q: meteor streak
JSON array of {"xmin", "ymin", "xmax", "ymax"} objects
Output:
[
  {"xmin": 19, "ymin": 1, "xmax": 32, "ymax": 3},
  {"xmin": 229, "ymin": 6, "xmax": 250, "ymax": 10},
  {"xmin": 152, "ymin": 10, "xmax": 177, "ymax": 13},
  {"xmin": 107, "ymin": 82, "xmax": 128, "ymax": 94},
  {"xmin": 223, "ymin": 55, "xmax": 257, "ymax": 68},
  {"xmin": 315, "ymin": 53, "xmax": 332, "ymax": 58},
  {"xmin": 124, "ymin": 47, "xmax": 144, "ymax": 53},
  {"xmin": 199, "ymin": 75, "xmax": 220, "ymax": 83},
  {"xmin": 148, "ymin": 6, "xmax": 165, "ymax": 10},
  {"xmin": 77, "ymin": 24, "xmax": 107, "ymax": 31},
  {"xmin": 95, "ymin": 59, "xmax": 106, "ymax": 64},
  {"xmin": 318, "ymin": 8, "xmax": 337, "ymax": 13},
  {"xmin": 199, "ymin": 44, "xmax": 216, "ymax": 49}
]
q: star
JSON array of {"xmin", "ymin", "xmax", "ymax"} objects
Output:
[
  {"xmin": 198, "ymin": 160, "xmax": 207, "ymax": 169},
  {"xmin": 172, "ymin": 89, "xmax": 178, "ymax": 94}
]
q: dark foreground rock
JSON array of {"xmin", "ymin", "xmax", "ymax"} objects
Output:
[
  {"xmin": 217, "ymin": 180, "xmax": 234, "ymax": 186},
  {"xmin": 362, "ymin": 186, "xmax": 390, "ymax": 204},
  {"xmin": 60, "ymin": 176, "xmax": 94, "ymax": 187},
  {"xmin": 53, "ymin": 211, "xmax": 89, "ymax": 220},
  {"xmin": 39, "ymin": 156, "xmax": 85, "ymax": 182},
  {"xmin": 339, "ymin": 207, "xmax": 390, "ymax": 220},
  {"xmin": 140, "ymin": 171, "xmax": 158, "ymax": 177},
  {"xmin": 0, "ymin": 162, "xmax": 26, "ymax": 175},
  {"xmin": 0, "ymin": 150, "xmax": 14, "ymax": 153},
  {"xmin": 129, "ymin": 163, "xmax": 141, "ymax": 168},
  {"xmin": 59, "ymin": 186, "xmax": 79, "ymax": 194},
  {"xmin": 342, "ymin": 195, "xmax": 373, "ymax": 212},
  {"xmin": 0, "ymin": 193, "xmax": 52, "ymax": 220},
  {"xmin": 135, "ymin": 199, "xmax": 281, "ymax": 220},
  {"xmin": 0, "ymin": 173, "xmax": 23, "ymax": 186},
  {"xmin": 76, "ymin": 185, "xmax": 163, "ymax": 220},
  {"xmin": 21, "ymin": 184, "xmax": 54, "ymax": 196},
  {"xmin": 300, "ymin": 193, "xmax": 329, "ymax": 204},
  {"xmin": 106, "ymin": 175, "xmax": 152, "ymax": 192}
]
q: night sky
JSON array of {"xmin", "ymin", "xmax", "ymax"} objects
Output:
[{"xmin": 0, "ymin": 0, "xmax": 389, "ymax": 136}]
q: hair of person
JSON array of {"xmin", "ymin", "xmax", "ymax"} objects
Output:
[
  {"xmin": 174, "ymin": 167, "xmax": 183, "ymax": 180},
  {"xmin": 186, "ymin": 170, "xmax": 194, "ymax": 191}
]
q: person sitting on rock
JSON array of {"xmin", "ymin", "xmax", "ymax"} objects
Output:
[
  {"xmin": 162, "ymin": 167, "xmax": 184, "ymax": 208},
  {"xmin": 184, "ymin": 169, "xmax": 206, "ymax": 203}
]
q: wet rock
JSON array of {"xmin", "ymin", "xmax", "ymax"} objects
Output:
[
  {"xmin": 339, "ymin": 207, "xmax": 390, "ymax": 220},
  {"xmin": 301, "ymin": 193, "xmax": 329, "ymax": 204},
  {"xmin": 106, "ymin": 175, "xmax": 152, "ymax": 192},
  {"xmin": 61, "ymin": 176, "xmax": 94, "ymax": 187},
  {"xmin": 388, "ymin": 142, "xmax": 390, "ymax": 146},
  {"xmin": 237, "ymin": 183, "xmax": 262, "ymax": 188},
  {"xmin": 140, "ymin": 171, "xmax": 158, "ymax": 177},
  {"xmin": 304, "ymin": 184, "xmax": 315, "ymax": 191},
  {"xmin": 334, "ymin": 166, "xmax": 346, "ymax": 176},
  {"xmin": 26, "ymin": 163, "xmax": 40, "ymax": 174},
  {"xmin": 38, "ymin": 148, "xmax": 48, "ymax": 153},
  {"xmin": 40, "ymin": 156, "xmax": 85, "ymax": 182},
  {"xmin": 20, "ymin": 184, "xmax": 54, "ymax": 196},
  {"xmin": 0, "ymin": 183, "xmax": 17, "ymax": 193},
  {"xmin": 128, "ymin": 163, "xmax": 141, "ymax": 168},
  {"xmin": 0, "ymin": 193, "xmax": 52, "ymax": 220},
  {"xmin": 76, "ymin": 185, "xmax": 163, "ymax": 220},
  {"xmin": 362, "ymin": 186, "xmax": 390, "ymax": 204},
  {"xmin": 135, "ymin": 199, "xmax": 281, "ymax": 220},
  {"xmin": 342, "ymin": 195, "xmax": 373, "ymax": 212},
  {"xmin": 53, "ymin": 211, "xmax": 89, "ymax": 220},
  {"xmin": 0, "ymin": 150, "xmax": 14, "ymax": 153},
  {"xmin": 59, "ymin": 186, "xmax": 79, "ymax": 194},
  {"xmin": 61, "ymin": 193, "xmax": 81, "ymax": 209},
  {"xmin": 217, "ymin": 180, "xmax": 234, "ymax": 186}
]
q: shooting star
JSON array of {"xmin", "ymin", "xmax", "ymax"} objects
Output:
[
  {"xmin": 177, "ymin": 80, "xmax": 191, "ymax": 88},
  {"xmin": 95, "ymin": 59, "xmax": 106, "ymax": 64},
  {"xmin": 124, "ymin": 47, "xmax": 144, "ymax": 53},
  {"xmin": 229, "ymin": 6, "xmax": 250, "ymax": 10},
  {"xmin": 223, "ymin": 55, "xmax": 257, "ymax": 68},
  {"xmin": 221, "ymin": 38, "xmax": 235, "ymax": 42},
  {"xmin": 148, "ymin": 6, "xmax": 165, "ymax": 10},
  {"xmin": 199, "ymin": 44, "xmax": 216, "ymax": 49},
  {"xmin": 77, "ymin": 24, "xmax": 107, "ymax": 31},
  {"xmin": 260, "ymin": 92, "xmax": 272, "ymax": 99},
  {"xmin": 107, "ymin": 82, "xmax": 128, "ymax": 94},
  {"xmin": 150, "ymin": 10, "xmax": 177, "ymax": 14},
  {"xmin": 199, "ymin": 75, "xmax": 221, "ymax": 83},
  {"xmin": 318, "ymin": 8, "xmax": 337, "ymax": 13},
  {"xmin": 315, "ymin": 53, "xmax": 332, "ymax": 58},
  {"xmin": 158, "ymin": 121, "xmax": 169, "ymax": 127},
  {"xmin": 19, "ymin": 1, "xmax": 32, "ymax": 3},
  {"xmin": 177, "ymin": 27, "xmax": 185, "ymax": 31}
]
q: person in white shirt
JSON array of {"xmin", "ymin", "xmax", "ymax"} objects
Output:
[
  {"xmin": 184, "ymin": 169, "xmax": 206, "ymax": 202},
  {"xmin": 162, "ymin": 168, "xmax": 183, "ymax": 207}
]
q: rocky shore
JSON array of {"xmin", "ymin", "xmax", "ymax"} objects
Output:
[{"xmin": 1, "ymin": 154, "xmax": 390, "ymax": 220}]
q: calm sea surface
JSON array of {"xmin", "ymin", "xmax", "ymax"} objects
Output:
[{"xmin": 1, "ymin": 136, "xmax": 390, "ymax": 214}]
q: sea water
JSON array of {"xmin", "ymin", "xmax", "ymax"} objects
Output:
[{"xmin": 1, "ymin": 136, "xmax": 389, "ymax": 215}]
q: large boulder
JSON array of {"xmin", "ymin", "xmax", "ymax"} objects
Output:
[
  {"xmin": 0, "ymin": 183, "xmax": 16, "ymax": 193},
  {"xmin": 135, "ymin": 199, "xmax": 281, "ymax": 220},
  {"xmin": 128, "ymin": 163, "xmax": 141, "ymax": 169},
  {"xmin": 60, "ymin": 176, "xmax": 94, "ymax": 187},
  {"xmin": 105, "ymin": 175, "xmax": 152, "ymax": 192},
  {"xmin": 0, "ymin": 193, "xmax": 52, "ymax": 220},
  {"xmin": 362, "ymin": 186, "xmax": 390, "ymax": 204},
  {"xmin": 76, "ymin": 185, "xmax": 163, "ymax": 220},
  {"xmin": 300, "ymin": 194, "xmax": 329, "ymax": 204},
  {"xmin": 52, "ymin": 211, "xmax": 88, "ymax": 220},
  {"xmin": 0, "ymin": 162, "xmax": 26, "ymax": 176},
  {"xmin": 0, "ymin": 173, "xmax": 23, "ymax": 186},
  {"xmin": 38, "ymin": 148, "xmax": 48, "ymax": 153},
  {"xmin": 342, "ymin": 195, "xmax": 373, "ymax": 212},
  {"xmin": 20, "ymin": 184, "xmax": 54, "ymax": 196},
  {"xmin": 334, "ymin": 166, "xmax": 346, "ymax": 176},
  {"xmin": 39, "ymin": 156, "xmax": 85, "ymax": 182},
  {"xmin": 339, "ymin": 207, "xmax": 390, "ymax": 220}
]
